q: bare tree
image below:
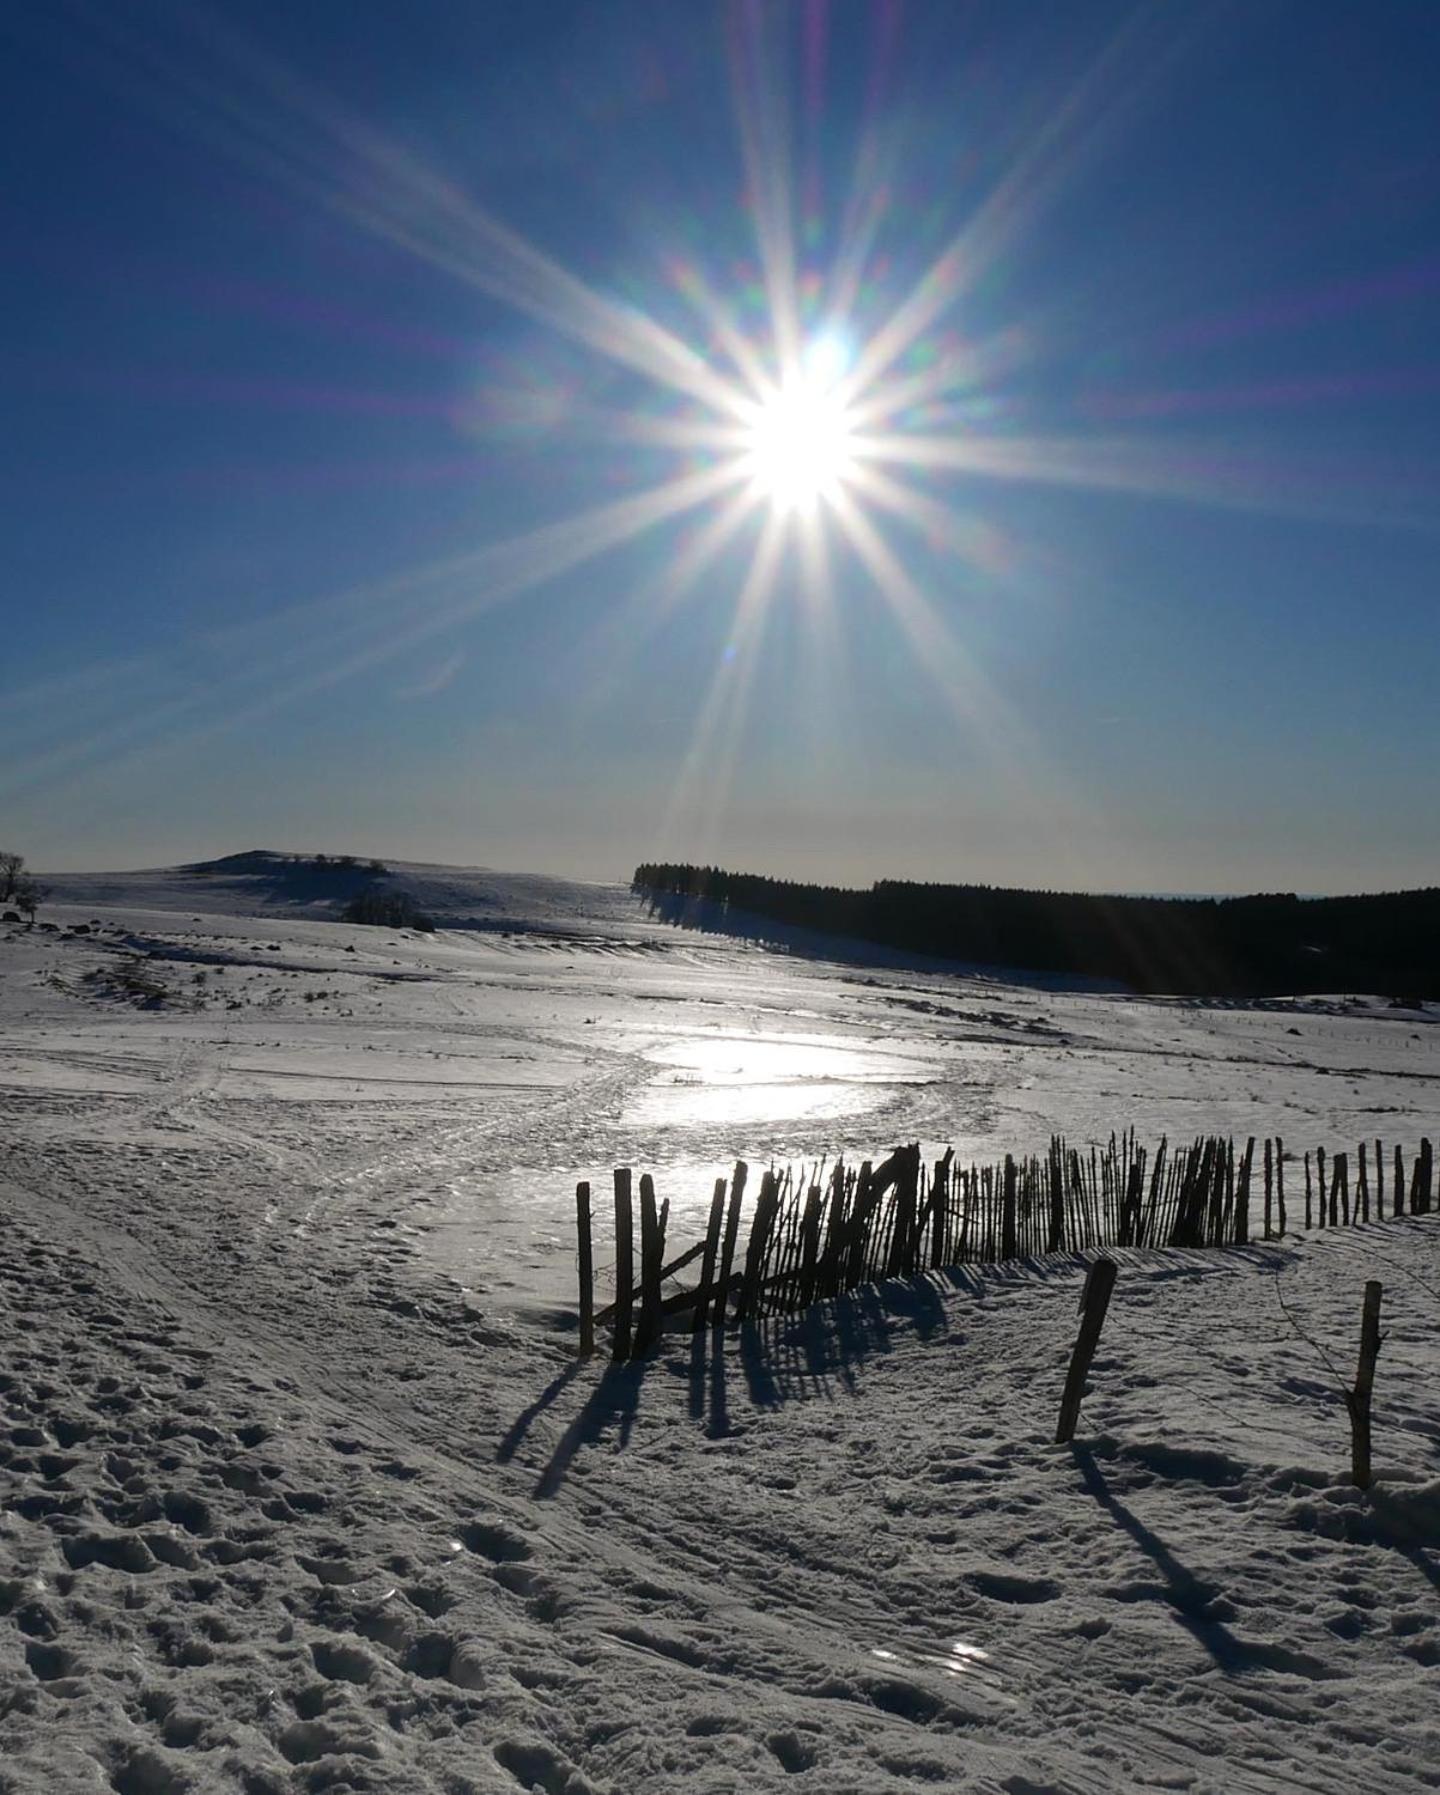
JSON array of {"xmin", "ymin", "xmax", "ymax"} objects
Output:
[
  {"xmin": 0, "ymin": 851, "xmax": 23, "ymax": 904},
  {"xmin": 13, "ymin": 878, "xmax": 42, "ymax": 927}
]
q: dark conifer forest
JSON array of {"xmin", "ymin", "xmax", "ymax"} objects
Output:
[{"xmin": 633, "ymin": 864, "xmax": 1440, "ymax": 1000}]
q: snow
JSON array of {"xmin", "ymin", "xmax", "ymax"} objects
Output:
[{"xmin": 2, "ymin": 863, "xmax": 1438, "ymax": 1791}]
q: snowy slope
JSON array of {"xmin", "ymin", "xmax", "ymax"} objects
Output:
[
  {"xmin": 1, "ymin": 867, "xmax": 1438, "ymax": 1791},
  {"xmin": 37, "ymin": 853, "xmax": 650, "ymax": 939},
  {"xmin": 2, "ymin": 1171, "xmax": 1438, "ymax": 1793}
]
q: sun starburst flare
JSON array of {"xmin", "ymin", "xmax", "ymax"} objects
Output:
[
  {"xmin": 8, "ymin": 0, "xmax": 1413, "ymax": 884},
  {"xmin": 739, "ymin": 346, "xmax": 859, "ymax": 513}
]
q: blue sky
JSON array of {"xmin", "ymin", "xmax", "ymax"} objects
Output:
[{"xmin": 2, "ymin": 1, "xmax": 1437, "ymax": 892}]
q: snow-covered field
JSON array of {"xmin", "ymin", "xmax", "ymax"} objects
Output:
[{"xmin": 2, "ymin": 862, "xmax": 1437, "ymax": 1792}]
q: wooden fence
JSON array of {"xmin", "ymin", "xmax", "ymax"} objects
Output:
[{"xmin": 576, "ymin": 1132, "xmax": 1436, "ymax": 1361}]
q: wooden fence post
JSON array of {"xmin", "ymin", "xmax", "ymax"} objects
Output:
[
  {"xmin": 886, "ymin": 1146, "xmax": 921, "ymax": 1277},
  {"xmin": 612, "ymin": 1169, "xmax": 634, "ymax": 1363},
  {"xmin": 843, "ymin": 1160, "xmax": 875, "ymax": 1290},
  {"xmin": 1048, "ymin": 1138, "xmax": 1066, "ymax": 1252},
  {"xmin": 1001, "ymin": 1155, "xmax": 1018, "ymax": 1261},
  {"xmin": 713, "ymin": 1160, "xmax": 748, "ymax": 1327},
  {"xmin": 1143, "ymin": 1138, "xmax": 1167, "ymax": 1248},
  {"xmin": 1263, "ymin": 1137, "xmax": 1273, "ymax": 1240},
  {"xmin": 737, "ymin": 1170, "xmax": 779, "ymax": 1323},
  {"xmin": 1275, "ymin": 1138, "xmax": 1286, "ymax": 1235},
  {"xmin": 1056, "ymin": 1259, "xmax": 1119, "ymax": 1445},
  {"xmin": 1344, "ymin": 1281, "xmax": 1383, "ymax": 1490},
  {"xmin": 796, "ymin": 1176, "xmax": 820, "ymax": 1308},
  {"xmin": 576, "ymin": 1181, "xmax": 595, "ymax": 1356},
  {"xmin": 1122, "ymin": 1155, "xmax": 1145, "ymax": 1248},
  {"xmin": 691, "ymin": 1177, "xmax": 728, "ymax": 1334},
  {"xmin": 930, "ymin": 1150, "xmax": 954, "ymax": 1268},
  {"xmin": 818, "ymin": 1162, "xmax": 848, "ymax": 1297},
  {"xmin": 634, "ymin": 1175, "xmax": 666, "ymax": 1357},
  {"xmin": 1234, "ymin": 1137, "xmax": 1253, "ymax": 1244}
]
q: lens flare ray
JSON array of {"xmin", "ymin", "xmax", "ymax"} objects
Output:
[{"xmin": 21, "ymin": 0, "xmax": 1428, "ymax": 844}]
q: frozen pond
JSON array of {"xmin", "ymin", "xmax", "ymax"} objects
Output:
[{"xmin": 3, "ymin": 874, "xmax": 1437, "ymax": 1316}]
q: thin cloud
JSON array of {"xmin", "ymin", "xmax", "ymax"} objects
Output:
[{"xmin": 394, "ymin": 648, "xmax": 466, "ymax": 701}]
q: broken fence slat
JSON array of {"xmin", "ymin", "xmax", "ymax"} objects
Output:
[{"xmin": 592, "ymin": 1239, "xmax": 707, "ymax": 1330}]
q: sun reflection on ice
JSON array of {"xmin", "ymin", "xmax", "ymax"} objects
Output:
[{"xmin": 626, "ymin": 1031, "xmax": 935, "ymax": 1128}]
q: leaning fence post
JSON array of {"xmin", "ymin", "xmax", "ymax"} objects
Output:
[
  {"xmin": 1344, "ymin": 1281, "xmax": 1383, "ymax": 1490},
  {"xmin": 1056, "ymin": 1258, "xmax": 1118, "ymax": 1445},
  {"xmin": 576, "ymin": 1181, "xmax": 595, "ymax": 1356},
  {"xmin": 611, "ymin": 1169, "xmax": 634, "ymax": 1363},
  {"xmin": 634, "ymin": 1175, "xmax": 666, "ymax": 1357}
]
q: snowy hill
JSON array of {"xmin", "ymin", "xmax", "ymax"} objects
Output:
[{"xmin": 40, "ymin": 850, "xmax": 643, "ymax": 937}]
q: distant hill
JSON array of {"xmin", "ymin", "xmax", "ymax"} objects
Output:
[{"xmin": 38, "ymin": 853, "xmax": 641, "ymax": 938}]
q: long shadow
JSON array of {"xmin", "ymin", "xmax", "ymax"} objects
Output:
[
  {"xmin": 705, "ymin": 1327, "xmax": 732, "ymax": 1438},
  {"xmin": 1072, "ymin": 1447, "xmax": 1340, "ymax": 1679},
  {"xmin": 494, "ymin": 1359, "xmax": 584, "ymax": 1465},
  {"xmin": 685, "ymin": 1321, "xmax": 734, "ymax": 1438},
  {"xmin": 515, "ymin": 1270, "xmax": 959, "ymax": 1496},
  {"xmin": 737, "ymin": 1270, "xmax": 952, "ymax": 1410},
  {"xmin": 532, "ymin": 1360, "xmax": 651, "ymax": 1500}
]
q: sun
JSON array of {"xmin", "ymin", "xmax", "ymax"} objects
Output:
[{"xmin": 741, "ymin": 337, "xmax": 858, "ymax": 513}]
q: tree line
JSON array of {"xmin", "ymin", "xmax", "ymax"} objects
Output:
[{"xmin": 632, "ymin": 863, "xmax": 1440, "ymax": 1000}]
